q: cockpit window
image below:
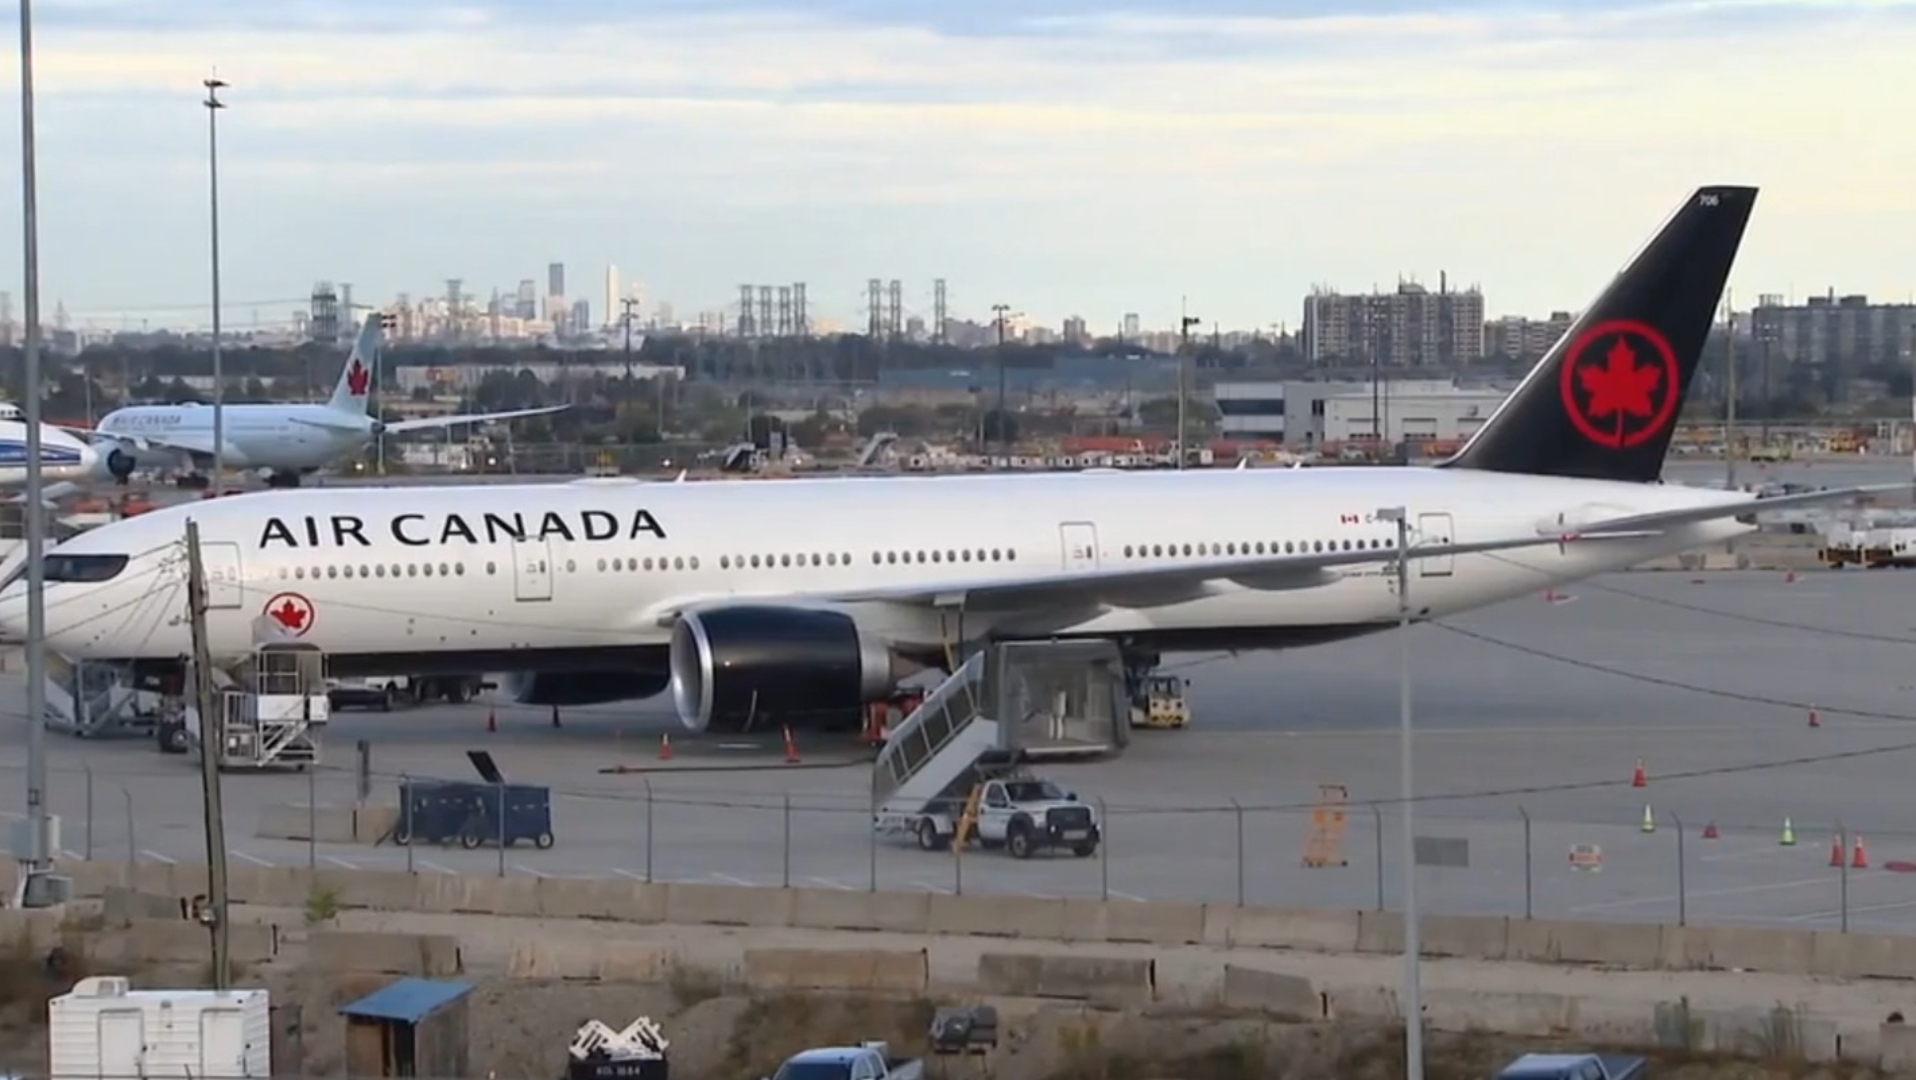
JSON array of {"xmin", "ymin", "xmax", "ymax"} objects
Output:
[{"xmin": 2, "ymin": 553, "xmax": 129, "ymax": 591}]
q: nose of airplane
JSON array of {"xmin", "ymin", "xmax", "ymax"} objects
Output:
[{"xmin": 0, "ymin": 582, "xmax": 28, "ymax": 645}]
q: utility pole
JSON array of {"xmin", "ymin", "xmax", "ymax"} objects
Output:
[
  {"xmin": 1724, "ymin": 289, "xmax": 1738, "ymax": 491},
  {"xmin": 203, "ymin": 75, "xmax": 228, "ymax": 492},
  {"xmin": 19, "ymin": 0, "xmax": 51, "ymax": 878},
  {"xmin": 620, "ymin": 296, "xmax": 639, "ymax": 381},
  {"xmin": 185, "ymin": 521, "xmax": 231, "ymax": 989},
  {"xmin": 991, "ymin": 304, "xmax": 1011, "ymax": 457},
  {"xmin": 1376, "ymin": 505, "xmax": 1424, "ymax": 1080},
  {"xmin": 1178, "ymin": 302, "xmax": 1200, "ymax": 471}
]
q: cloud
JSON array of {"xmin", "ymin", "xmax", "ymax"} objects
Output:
[{"xmin": 1, "ymin": 0, "xmax": 1913, "ymax": 328}]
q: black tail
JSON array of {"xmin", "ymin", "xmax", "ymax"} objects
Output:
[{"xmin": 1440, "ymin": 185, "xmax": 1756, "ymax": 483}]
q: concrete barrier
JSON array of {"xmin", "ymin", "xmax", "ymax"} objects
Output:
[
  {"xmin": 0, "ymin": 907, "xmax": 69, "ymax": 952},
  {"xmin": 102, "ymin": 887, "xmax": 189, "ymax": 926},
  {"xmin": 1882, "ymin": 1024, "xmax": 1916, "ymax": 1070},
  {"xmin": 1219, "ymin": 965, "xmax": 1320, "ymax": 1018},
  {"xmin": 976, "ymin": 952, "xmax": 1153, "ymax": 1007},
  {"xmin": 742, "ymin": 948, "xmax": 929, "ymax": 993},
  {"xmin": 93, "ymin": 919, "xmax": 279, "ymax": 966},
  {"xmin": 41, "ymin": 858, "xmax": 1916, "ymax": 987},
  {"xmin": 307, "ymin": 930, "xmax": 462, "ymax": 976},
  {"xmin": 1422, "ymin": 989, "xmax": 1578, "ymax": 1036},
  {"xmin": 507, "ymin": 938, "xmax": 670, "ymax": 981}
]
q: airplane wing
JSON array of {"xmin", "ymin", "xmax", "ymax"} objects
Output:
[
  {"xmin": 92, "ymin": 429, "xmax": 222, "ymax": 459},
  {"xmin": 380, "ymin": 405, "xmax": 570, "ymax": 435},
  {"xmin": 1565, "ymin": 484, "xmax": 1899, "ymax": 535}
]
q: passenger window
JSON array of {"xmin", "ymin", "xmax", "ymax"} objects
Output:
[
  {"xmin": 326, "ymin": 566, "xmax": 338, "ymax": 579},
  {"xmin": 423, "ymin": 563, "xmax": 434, "ymax": 576},
  {"xmin": 455, "ymin": 563, "xmax": 465, "ymax": 576},
  {"xmin": 407, "ymin": 564, "xmax": 418, "ymax": 577},
  {"xmin": 485, "ymin": 562, "xmax": 496, "ymax": 574},
  {"xmin": 931, "ymin": 550, "xmax": 942, "ymax": 563},
  {"xmin": 673, "ymin": 557, "xmax": 684, "ymax": 570},
  {"xmin": 690, "ymin": 556, "xmax": 700, "ymax": 570}
]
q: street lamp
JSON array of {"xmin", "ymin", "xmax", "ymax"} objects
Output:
[
  {"xmin": 18, "ymin": 0, "xmax": 52, "ymax": 879},
  {"xmin": 1374, "ymin": 504, "xmax": 1423, "ymax": 1080},
  {"xmin": 203, "ymin": 74, "xmax": 227, "ymax": 490},
  {"xmin": 1177, "ymin": 312, "xmax": 1200, "ymax": 470},
  {"xmin": 991, "ymin": 304, "xmax": 1013, "ymax": 457}
]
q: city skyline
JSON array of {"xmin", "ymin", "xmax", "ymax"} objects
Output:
[{"xmin": 1, "ymin": 0, "xmax": 1913, "ymax": 326}]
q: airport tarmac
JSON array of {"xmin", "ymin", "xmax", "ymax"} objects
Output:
[{"xmin": 8, "ymin": 566, "xmax": 1916, "ymax": 930}]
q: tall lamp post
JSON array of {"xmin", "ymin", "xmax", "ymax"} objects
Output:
[
  {"xmin": 1374, "ymin": 505, "xmax": 1424, "ymax": 1080},
  {"xmin": 18, "ymin": 0, "xmax": 52, "ymax": 880},
  {"xmin": 991, "ymin": 304, "xmax": 1012, "ymax": 457},
  {"xmin": 204, "ymin": 75, "xmax": 227, "ymax": 490},
  {"xmin": 1177, "ymin": 311, "xmax": 1200, "ymax": 470}
]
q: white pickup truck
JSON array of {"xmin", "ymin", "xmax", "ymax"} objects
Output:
[{"xmin": 884, "ymin": 775, "xmax": 1101, "ymax": 859}]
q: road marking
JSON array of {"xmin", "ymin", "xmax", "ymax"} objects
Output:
[
  {"xmin": 1701, "ymin": 843, "xmax": 1811, "ymax": 864},
  {"xmin": 417, "ymin": 859, "xmax": 455, "ymax": 874},
  {"xmin": 611, "ymin": 868, "xmax": 653, "ymax": 882},
  {"xmin": 140, "ymin": 849, "xmax": 176, "ymax": 864},
  {"xmin": 710, "ymin": 873, "xmax": 755, "ymax": 886},
  {"xmin": 514, "ymin": 864, "xmax": 546, "ymax": 878},
  {"xmin": 1783, "ymin": 898, "xmax": 1916, "ymax": 922},
  {"xmin": 1108, "ymin": 890, "xmax": 1147, "ymax": 902},
  {"xmin": 1570, "ymin": 875, "xmax": 1831, "ymax": 913},
  {"xmin": 1012, "ymin": 888, "xmax": 1053, "ymax": 899},
  {"xmin": 230, "ymin": 851, "xmax": 272, "ymax": 867},
  {"xmin": 806, "ymin": 876, "xmax": 855, "ymax": 891},
  {"xmin": 59, "ymin": 849, "xmax": 81, "ymax": 860},
  {"xmin": 908, "ymin": 878, "xmax": 953, "ymax": 894},
  {"xmin": 325, "ymin": 856, "xmax": 358, "ymax": 870}
]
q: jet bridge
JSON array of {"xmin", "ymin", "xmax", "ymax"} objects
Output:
[{"xmin": 872, "ymin": 640, "xmax": 1129, "ymax": 837}]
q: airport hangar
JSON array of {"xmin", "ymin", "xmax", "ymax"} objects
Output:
[{"xmin": 1215, "ymin": 379, "xmax": 1511, "ymax": 450}]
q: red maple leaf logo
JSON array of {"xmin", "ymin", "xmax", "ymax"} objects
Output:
[
  {"xmin": 1576, "ymin": 337, "xmax": 1661, "ymax": 425},
  {"xmin": 269, "ymin": 599, "xmax": 309, "ymax": 631},
  {"xmin": 346, "ymin": 359, "xmax": 370, "ymax": 397}
]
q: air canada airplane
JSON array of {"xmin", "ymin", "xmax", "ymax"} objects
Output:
[
  {"xmin": 0, "ymin": 186, "xmax": 1887, "ymax": 735},
  {"xmin": 84, "ymin": 314, "xmax": 568, "ymax": 489}
]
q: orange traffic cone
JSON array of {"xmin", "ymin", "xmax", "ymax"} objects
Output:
[
  {"xmin": 550, "ymin": 704, "xmax": 561, "ymax": 729},
  {"xmin": 486, "ymin": 708, "xmax": 497, "ymax": 733},
  {"xmin": 1631, "ymin": 758, "xmax": 1647, "ymax": 788},
  {"xmin": 659, "ymin": 733, "xmax": 673, "ymax": 761},
  {"xmin": 1702, "ymin": 821, "xmax": 1719, "ymax": 839},
  {"xmin": 1830, "ymin": 835, "xmax": 1845, "ymax": 867},
  {"xmin": 1853, "ymin": 835, "xmax": 1870, "ymax": 869},
  {"xmin": 783, "ymin": 725, "xmax": 801, "ymax": 764},
  {"xmin": 1809, "ymin": 705, "xmax": 1821, "ymax": 728}
]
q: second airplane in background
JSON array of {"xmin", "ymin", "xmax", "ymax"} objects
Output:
[{"xmin": 84, "ymin": 315, "xmax": 569, "ymax": 489}]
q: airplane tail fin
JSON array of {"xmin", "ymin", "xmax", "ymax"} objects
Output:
[
  {"xmin": 326, "ymin": 314, "xmax": 388, "ymax": 414},
  {"xmin": 1438, "ymin": 186, "xmax": 1756, "ymax": 483}
]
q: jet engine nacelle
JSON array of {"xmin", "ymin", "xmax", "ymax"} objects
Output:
[
  {"xmin": 103, "ymin": 446, "xmax": 138, "ymax": 482},
  {"xmin": 505, "ymin": 669, "xmax": 671, "ymax": 707},
  {"xmin": 668, "ymin": 605, "xmax": 899, "ymax": 733}
]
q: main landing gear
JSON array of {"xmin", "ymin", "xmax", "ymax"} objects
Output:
[{"xmin": 264, "ymin": 471, "xmax": 303, "ymax": 489}]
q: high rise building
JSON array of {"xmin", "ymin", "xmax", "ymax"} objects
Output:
[
  {"xmin": 1751, "ymin": 291, "xmax": 1916, "ymax": 369},
  {"xmin": 515, "ymin": 279, "xmax": 537, "ymax": 321},
  {"xmin": 548, "ymin": 262, "xmax": 565, "ymax": 298},
  {"xmin": 1301, "ymin": 279, "xmax": 1485, "ymax": 366},
  {"xmin": 604, "ymin": 265, "xmax": 622, "ymax": 329}
]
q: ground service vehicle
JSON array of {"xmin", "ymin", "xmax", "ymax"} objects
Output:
[
  {"xmin": 769, "ymin": 1042, "xmax": 923, "ymax": 1080},
  {"xmin": 1129, "ymin": 674, "xmax": 1190, "ymax": 728},
  {"xmin": 885, "ymin": 772, "xmax": 1100, "ymax": 858},
  {"xmin": 327, "ymin": 674, "xmax": 489, "ymax": 711},
  {"xmin": 1496, "ymin": 1053, "xmax": 1647, "ymax": 1080}
]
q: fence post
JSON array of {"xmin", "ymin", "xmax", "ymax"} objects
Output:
[
  {"xmin": 1099, "ymin": 797, "xmax": 1110, "ymax": 902},
  {"xmin": 401, "ymin": 773, "xmax": 414, "ymax": 874},
  {"xmin": 496, "ymin": 782, "xmax": 507, "ymax": 877},
  {"xmin": 1839, "ymin": 819, "xmax": 1850, "ymax": 933},
  {"xmin": 1673, "ymin": 811, "xmax": 1686, "ymax": 927},
  {"xmin": 122, "ymin": 788, "xmax": 135, "ymax": 887},
  {"xmin": 782, "ymin": 794, "xmax": 792, "ymax": 889},
  {"xmin": 1372, "ymin": 802, "xmax": 1385, "ymax": 911},
  {"xmin": 85, "ymin": 765, "xmax": 94, "ymax": 861},
  {"xmin": 1232, "ymin": 799, "xmax": 1245, "ymax": 906},
  {"xmin": 643, "ymin": 780, "xmax": 654, "ymax": 883},
  {"xmin": 307, "ymin": 756, "xmax": 317, "ymax": 871},
  {"xmin": 868, "ymin": 797, "xmax": 878, "ymax": 893},
  {"xmin": 1518, "ymin": 805, "xmax": 1532, "ymax": 920}
]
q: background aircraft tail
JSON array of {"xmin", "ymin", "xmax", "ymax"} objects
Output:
[
  {"xmin": 325, "ymin": 314, "xmax": 387, "ymax": 415},
  {"xmin": 1440, "ymin": 186, "xmax": 1756, "ymax": 483}
]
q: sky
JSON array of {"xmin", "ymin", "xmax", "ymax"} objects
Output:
[{"xmin": 0, "ymin": 0, "xmax": 1912, "ymax": 332}]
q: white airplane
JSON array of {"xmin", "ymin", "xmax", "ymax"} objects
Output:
[
  {"xmin": 0, "ymin": 402, "xmax": 106, "ymax": 496},
  {"xmin": 0, "ymin": 186, "xmax": 1887, "ymax": 736},
  {"xmin": 83, "ymin": 314, "xmax": 569, "ymax": 489}
]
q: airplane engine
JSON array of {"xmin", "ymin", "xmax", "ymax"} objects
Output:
[
  {"xmin": 103, "ymin": 446, "xmax": 138, "ymax": 482},
  {"xmin": 505, "ymin": 669, "xmax": 671, "ymax": 707},
  {"xmin": 668, "ymin": 606, "xmax": 902, "ymax": 733}
]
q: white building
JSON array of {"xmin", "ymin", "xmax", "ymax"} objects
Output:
[{"xmin": 1215, "ymin": 379, "xmax": 1509, "ymax": 448}]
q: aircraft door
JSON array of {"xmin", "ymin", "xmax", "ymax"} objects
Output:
[
  {"xmin": 199, "ymin": 541, "xmax": 244, "ymax": 608},
  {"xmin": 1059, "ymin": 522, "xmax": 1100, "ymax": 572},
  {"xmin": 511, "ymin": 537, "xmax": 553, "ymax": 602},
  {"xmin": 1416, "ymin": 512, "xmax": 1455, "ymax": 577}
]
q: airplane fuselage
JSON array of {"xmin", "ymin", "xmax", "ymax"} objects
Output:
[
  {"xmin": 96, "ymin": 404, "xmax": 372, "ymax": 473},
  {"xmin": 10, "ymin": 466, "xmax": 1750, "ymax": 675}
]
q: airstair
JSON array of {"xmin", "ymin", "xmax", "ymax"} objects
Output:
[
  {"xmin": 872, "ymin": 641, "xmax": 1130, "ymax": 837},
  {"xmin": 41, "ymin": 655, "xmax": 154, "ymax": 739},
  {"xmin": 183, "ymin": 644, "xmax": 330, "ymax": 770}
]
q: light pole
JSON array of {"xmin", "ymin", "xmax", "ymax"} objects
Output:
[
  {"xmin": 204, "ymin": 74, "xmax": 227, "ymax": 490},
  {"xmin": 991, "ymin": 304, "xmax": 1011, "ymax": 457},
  {"xmin": 1178, "ymin": 308, "xmax": 1200, "ymax": 470},
  {"xmin": 1374, "ymin": 504, "xmax": 1423, "ymax": 1080},
  {"xmin": 18, "ymin": 0, "xmax": 51, "ymax": 877}
]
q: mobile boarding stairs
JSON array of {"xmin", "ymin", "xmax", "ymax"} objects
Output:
[{"xmin": 872, "ymin": 640, "xmax": 1129, "ymax": 838}]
